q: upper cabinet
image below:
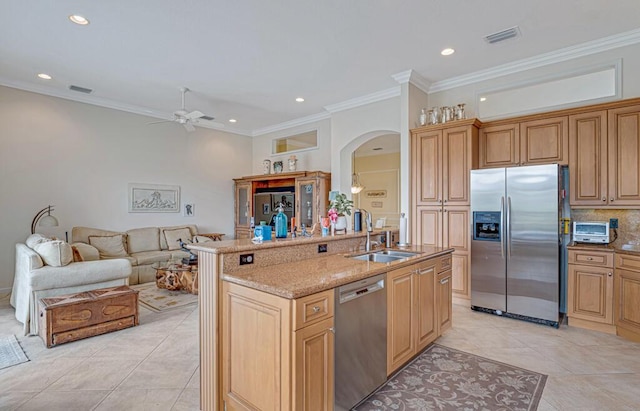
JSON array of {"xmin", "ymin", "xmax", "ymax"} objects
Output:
[
  {"xmin": 295, "ymin": 174, "xmax": 330, "ymax": 230},
  {"xmin": 569, "ymin": 103, "xmax": 640, "ymax": 207},
  {"xmin": 479, "ymin": 116, "xmax": 568, "ymax": 168}
]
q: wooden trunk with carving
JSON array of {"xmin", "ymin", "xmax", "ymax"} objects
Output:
[{"xmin": 38, "ymin": 285, "xmax": 139, "ymax": 348}]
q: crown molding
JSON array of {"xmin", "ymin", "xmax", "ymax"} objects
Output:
[
  {"xmin": 323, "ymin": 86, "xmax": 400, "ymax": 114},
  {"xmin": 430, "ymin": 28, "xmax": 640, "ymax": 93},
  {"xmin": 0, "ymin": 78, "xmax": 252, "ymax": 136},
  {"xmin": 392, "ymin": 69, "xmax": 431, "ymax": 93},
  {"xmin": 252, "ymin": 111, "xmax": 331, "ymax": 136}
]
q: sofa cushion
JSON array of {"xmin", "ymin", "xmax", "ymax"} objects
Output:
[
  {"xmin": 33, "ymin": 240, "xmax": 73, "ymax": 267},
  {"xmin": 72, "ymin": 226, "xmax": 125, "ymax": 245},
  {"xmin": 130, "ymin": 250, "xmax": 172, "ymax": 266},
  {"xmin": 163, "ymin": 228, "xmax": 192, "ymax": 251},
  {"xmin": 127, "ymin": 227, "xmax": 160, "ymax": 254},
  {"xmin": 71, "ymin": 243, "xmax": 100, "ymax": 261},
  {"xmin": 27, "ymin": 259, "xmax": 131, "ymax": 291},
  {"xmin": 89, "ymin": 235, "xmax": 128, "ymax": 258},
  {"xmin": 160, "ymin": 225, "xmax": 198, "ymax": 250},
  {"xmin": 193, "ymin": 235, "xmax": 213, "ymax": 244},
  {"xmin": 26, "ymin": 233, "xmax": 49, "ymax": 249}
]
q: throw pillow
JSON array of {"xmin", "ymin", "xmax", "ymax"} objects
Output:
[
  {"xmin": 33, "ymin": 240, "xmax": 73, "ymax": 267},
  {"xmin": 163, "ymin": 228, "xmax": 192, "ymax": 251},
  {"xmin": 89, "ymin": 234, "xmax": 128, "ymax": 258},
  {"xmin": 71, "ymin": 245, "xmax": 84, "ymax": 262},
  {"xmin": 192, "ymin": 235, "xmax": 213, "ymax": 243},
  {"xmin": 26, "ymin": 233, "xmax": 49, "ymax": 249}
]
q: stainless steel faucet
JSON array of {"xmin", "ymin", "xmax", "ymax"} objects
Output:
[{"xmin": 362, "ymin": 209, "xmax": 373, "ymax": 251}]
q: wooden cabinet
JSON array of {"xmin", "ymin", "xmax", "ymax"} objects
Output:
[
  {"xmin": 479, "ymin": 116, "xmax": 568, "ymax": 168},
  {"xmin": 411, "ymin": 120, "xmax": 478, "ymax": 299},
  {"xmin": 569, "ymin": 104, "xmax": 640, "ymax": 207},
  {"xmin": 221, "ymin": 282, "xmax": 334, "ymax": 411},
  {"xmin": 387, "ymin": 254, "xmax": 452, "ymax": 375},
  {"xmin": 567, "ymin": 247, "xmax": 614, "ymax": 329},
  {"xmin": 614, "ymin": 253, "xmax": 640, "ymax": 343},
  {"xmin": 233, "ymin": 171, "xmax": 330, "ymax": 238}
]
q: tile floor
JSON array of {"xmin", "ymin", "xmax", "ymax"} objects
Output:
[{"xmin": 1, "ymin": 294, "xmax": 639, "ymax": 410}]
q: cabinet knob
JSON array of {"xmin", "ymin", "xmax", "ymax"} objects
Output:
[
  {"xmin": 440, "ymin": 278, "xmax": 449, "ymax": 284},
  {"xmin": 602, "ymin": 197, "xmax": 606, "ymax": 202},
  {"xmin": 443, "ymin": 199, "xmax": 447, "ymax": 203},
  {"xmin": 608, "ymin": 272, "xmax": 613, "ymax": 277},
  {"xmin": 587, "ymin": 257, "xmax": 593, "ymax": 260},
  {"xmin": 312, "ymin": 306, "xmax": 321, "ymax": 313},
  {"xmin": 329, "ymin": 327, "xmax": 335, "ymax": 333},
  {"xmin": 610, "ymin": 197, "xmax": 614, "ymax": 202}
]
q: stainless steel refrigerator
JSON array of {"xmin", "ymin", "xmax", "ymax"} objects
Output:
[{"xmin": 470, "ymin": 164, "xmax": 561, "ymax": 327}]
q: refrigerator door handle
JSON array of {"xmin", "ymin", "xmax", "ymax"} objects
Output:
[
  {"xmin": 500, "ymin": 196, "xmax": 505, "ymax": 258},
  {"xmin": 506, "ymin": 196, "xmax": 512, "ymax": 259}
]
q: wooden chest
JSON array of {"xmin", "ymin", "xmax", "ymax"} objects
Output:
[{"xmin": 38, "ymin": 285, "xmax": 139, "ymax": 348}]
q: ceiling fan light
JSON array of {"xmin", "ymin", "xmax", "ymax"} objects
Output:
[{"xmin": 69, "ymin": 15, "xmax": 90, "ymax": 25}]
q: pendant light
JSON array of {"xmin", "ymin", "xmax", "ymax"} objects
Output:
[{"xmin": 350, "ymin": 151, "xmax": 364, "ymax": 194}]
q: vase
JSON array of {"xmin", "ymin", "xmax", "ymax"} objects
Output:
[
  {"xmin": 334, "ymin": 215, "xmax": 347, "ymax": 232},
  {"xmin": 262, "ymin": 159, "xmax": 271, "ymax": 174},
  {"xmin": 273, "ymin": 161, "xmax": 283, "ymax": 174}
]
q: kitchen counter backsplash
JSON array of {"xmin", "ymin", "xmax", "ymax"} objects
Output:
[{"xmin": 571, "ymin": 209, "xmax": 640, "ymax": 248}]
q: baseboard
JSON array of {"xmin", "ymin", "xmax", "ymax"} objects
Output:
[
  {"xmin": 452, "ymin": 296, "xmax": 471, "ymax": 307},
  {"xmin": 567, "ymin": 317, "xmax": 616, "ymax": 334},
  {"xmin": 0, "ymin": 287, "xmax": 12, "ymax": 299}
]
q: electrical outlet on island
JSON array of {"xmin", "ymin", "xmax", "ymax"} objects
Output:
[{"xmin": 610, "ymin": 218, "xmax": 618, "ymax": 229}]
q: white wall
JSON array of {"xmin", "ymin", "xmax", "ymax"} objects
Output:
[
  {"xmin": 251, "ymin": 119, "xmax": 332, "ymax": 175},
  {"xmin": 0, "ymin": 86, "xmax": 252, "ymax": 293},
  {"xmin": 428, "ymin": 43, "xmax": 640, "ymax": 118}
]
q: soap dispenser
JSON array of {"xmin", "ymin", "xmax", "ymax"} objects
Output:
[{"xmin": 275, "ymin": 204, "xmax": 288, "ymax": 239}]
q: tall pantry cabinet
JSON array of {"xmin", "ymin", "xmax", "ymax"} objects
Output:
[{"xmin": 410, "ymin": 119, "xmax": 480, "ymax": 299}]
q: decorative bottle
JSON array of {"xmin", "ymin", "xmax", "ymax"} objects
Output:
[
  {"xmin": 275, "ymin": 204, "xmax": 288, "ymax": 238},
  {"xmin": 419, "ymin": 108, "xmax": 427, "ymax": 126}
]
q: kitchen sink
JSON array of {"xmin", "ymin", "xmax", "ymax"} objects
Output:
[{"xmin": 349, "ymin": 250, "xmax": 420, "ymax": 263}]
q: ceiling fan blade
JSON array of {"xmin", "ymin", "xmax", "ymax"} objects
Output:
[
  {"xmin": 148, "ymin": 119, "xmax": 173, "ymax": 125},
  {"xmin": 183, "ymin": 122, "xmax": 196, "ymax": 132},
  {"xmin": 185, "ymin": 110, "xmax": 204, "ymax": 120}
]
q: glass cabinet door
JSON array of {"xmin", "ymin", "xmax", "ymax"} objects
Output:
[
  {"xmin": 296, "ymin": 179, "xmax": 316, "ymax": 229},
  {"xmin": 235, "ymin": 182, "xmax": 252, "ymax": 227}
]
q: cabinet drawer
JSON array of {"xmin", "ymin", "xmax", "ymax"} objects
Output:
[
  {"xmin": 438, "ymin": 255, "xmax": 452, "ymax": 273},
  {"xmin": 293, "ymin": 289, "xmax": 334, "ymax": 330},
  {"xmin": 615, "ymin": 253, "xmax": 640, "ymax": 272},
  {"xmin": 568, "ymin": 249, "xmax": 613, "ymax": 268}
]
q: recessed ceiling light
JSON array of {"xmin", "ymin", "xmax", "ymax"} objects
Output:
[
  {"xmin": 480, "ymin": 97, "xmax": 487, "ymax": 102},
  {"xmin": 69, "ymin": 15, "xmax": 90, "ymax": 25},
  {"xmin": 441, "ymin": 48, "xmax": 455, "ymax": 56},
  {"xmin": 37, "ymin": 73, "xmax": 52, "ymax": 80},
  {"xmin": 229, "ymin": 119, "xmax": 237, "ymax": 123},
  {"xmin": 295, "ymin": 97, "xmax": 305, "ymax": 102}
]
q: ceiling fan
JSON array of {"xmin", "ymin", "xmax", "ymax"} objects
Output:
[{"xmin": 149, "ymin": 87, "xmax": 217, "ymax": 132}]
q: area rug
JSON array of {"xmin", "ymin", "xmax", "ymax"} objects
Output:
[
  {"xmin": 0, "ymin": 335, "xmax": 29, "ymax": 370},
  {"xmin": 355, "ymin": 344, "xmax": 547, "ymax": 411},
  {"xmin": 132, "ymin": 283, "xmax": 197, "ymax": 312}
]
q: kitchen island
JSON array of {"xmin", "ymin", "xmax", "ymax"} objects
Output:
[{"xmin": 189, "ymin": 233, "xmax": 454, "ymax": 411}]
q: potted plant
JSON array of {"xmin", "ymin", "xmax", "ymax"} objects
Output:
[{"xmin": 329, "ymin": 193, "xmax": 354, "ymax": 231}]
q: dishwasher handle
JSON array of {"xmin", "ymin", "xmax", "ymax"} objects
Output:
[{"xmin": 338, "ymin": 276, "xmax": 385, "ymax": 304}]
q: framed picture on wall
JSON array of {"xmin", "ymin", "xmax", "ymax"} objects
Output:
[{"xmin": 128, "ymin": 183, "xmax": 180, "ymax": 213}]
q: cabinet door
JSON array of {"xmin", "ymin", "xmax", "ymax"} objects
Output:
[
  {"xmin": 479, "ymin": 123, "xmax": 519, "ymax": 168},
  {"xmin": 387, "ymin": 265, "xmax": 416, "ymax": 375},
  {"xmin": 615, "ymin": 268, "xmax": 640, "ymax": 342},
  {"xmin": 235, "ymin": 181, "xmax": 252, "ymax": 231},
  {"xmin": 569, "ymin": 111, "xmax": 608, "ymax": 206},
  {"xmin": 412, "ymin": 129, "xmax": 442, "ymax": 206},
  {"xmin": 443, "ymin": 125, "xmax": 475, "ymax": 205},
  {"xmin": 608, "ymin": 105, "xmax": 640, "ymax": 206},
  {"xmin": 520, "ymin": 116, "xmax": 569, "ymax": 165},
  {"xmin": 443, "ymin": 206, "xmax": 470, "ymax": 298},
  {"xmin": 293, "ymin": 317, "xmax": 335, "ymax": 411},
  {"xmin": 437, "ymin": 270, "xmax": 453, "ymax": 334},
  {"xmin": 296, "ymin": 178, "xmax": 317, "ymax": 229},
  {"xmin": 414, "ymin": 262, "xmax": 438, "ymax": 352},
  {"xmin": 567, "ymin": 264, "xmax": 614, "ymax": 324},
  {"xmin": 414, "ymin": 207, "xmax": 442, "ymax": 247}
]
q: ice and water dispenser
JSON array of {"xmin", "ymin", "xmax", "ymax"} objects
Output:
[{"xmin": 473, "ymin": 212, "xmax": 501, "ymax": 242}]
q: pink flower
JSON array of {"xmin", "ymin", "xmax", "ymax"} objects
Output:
[{"xmin": 328, "ymin": 208, "xmax": 338, "ymax": 223}]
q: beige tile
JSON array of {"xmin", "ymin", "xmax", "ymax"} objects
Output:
[
  {"xmin": 15, "ymin": 390, "xmax": 110, "ymax": 411},
  {"xmin": 46, "ymin": 358, "xmax": 142, "ymax": 391},
  {"xmin": 469, "ymin": 347, "xmax": 573, "ymax": 376},
  {"xmin": 186, "ymin": 367, "xmax": 200, "ymax": 390},
  {"xmin": 536, "ymin": 398, "xmax": 559, "ymax": 411},
  {"xmin": 95, "ymin": 388, "xmax": 182, "ymax": 410},
  {"xmin": 118, "ymin": 356, "xmax": 198, "ymax": 390},
  {"xmin": 171, "ymin": 388, "xmax": 200, "ymax": 411},
  {"xmin": 530, "ymin": 344, "xmax": 636, "ymax": 374},
  {"xmin": 0, "ymin": 391, "xmax": 38, "ymax": 410},
  {"xmin": 582, "ymin": 373, "xmax": 640, "ymax": 409},
  {"xmin": 0, "ymin": 357, "xmax": 85, "ymax": 392},
  {"xmin": 541, "ymin": 375, "xmax": 635, "ymax": 411}
]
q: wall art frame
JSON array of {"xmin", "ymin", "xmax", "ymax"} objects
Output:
[{"xmin": 128, "ymin": 183, "xmax": 180, "ymax": 213}]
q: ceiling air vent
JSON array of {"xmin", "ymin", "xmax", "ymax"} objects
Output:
[
  {"xmin": 484, "ymin": 26, "xmax": 521, "ymax": 44},
  {"xmin": 200, "ymin": 115, "xmax": 215, "ymax": 121},
  {"xmin": 69, "ymin": 85, "xmax": 93, "ymax": 94}
]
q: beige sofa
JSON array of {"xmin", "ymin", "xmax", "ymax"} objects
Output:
[{"xmin": 71, "ymin": 225, "xmax": 210, "ymax": 285}]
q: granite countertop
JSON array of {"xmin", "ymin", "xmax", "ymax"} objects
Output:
[
  {"xmin": 218, "ymin": 245, "xmax": 454, "ymax": 299},
  {"xmin": 568, "ymin": 242, "xmax": 640, "ymax": 256}
]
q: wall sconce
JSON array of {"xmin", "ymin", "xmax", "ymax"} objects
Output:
[
  {"xmin": 350, "ymin": 151, "xmax": 364, "ymax": 194},
  {"xmin": 31, "ymin": 205, "xmax": 59, "ymax": 234}
]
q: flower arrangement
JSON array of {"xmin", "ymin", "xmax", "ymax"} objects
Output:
[{"xmin": 329, "ymin": 193, "xmax": 354, "ymax": 217}]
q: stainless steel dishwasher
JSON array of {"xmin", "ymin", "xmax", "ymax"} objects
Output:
[{"xmin": 334, "ymin": 273, "xmax": 387, "ymax": 411}]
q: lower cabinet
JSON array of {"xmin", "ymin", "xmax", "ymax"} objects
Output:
[
  {"xmin": 221, "ymin": 282, "xmax": 334, "ymax": 411},
  {"xmin": 614, "ymin": 253, "xmax": 640, "ymax": 343},
  {"xmin": 387, "ymin": 254, "xmax": 453, "ymax": 375}
]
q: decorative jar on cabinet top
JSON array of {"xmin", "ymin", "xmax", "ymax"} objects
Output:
[{"xmin": 262, "ymin": 159, "xmax": 271, "ymax": 174}]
